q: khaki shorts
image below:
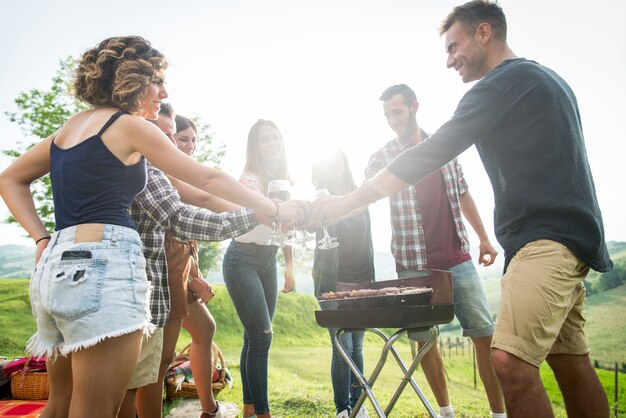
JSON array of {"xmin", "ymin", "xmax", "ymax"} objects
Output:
[
  {"xmin": 127, "ymin": 327, "xmax": 164, "ymax": 389},
  {"xmin": 492, "ymin": 240, "xmax": 590, "ymax": 367}
]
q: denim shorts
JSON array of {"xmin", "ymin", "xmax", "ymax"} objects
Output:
[
  {"xmin": 27, "ymin": 224, "xmax": 154, "ymax": 358},
  {"xmin": 401, "ymin": 260, "xmax": 494, "ymax": 341}
]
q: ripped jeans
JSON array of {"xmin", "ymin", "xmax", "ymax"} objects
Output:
[{"xmin": 222, "ymin": 241, "xmax": 278, "ymax": 415}]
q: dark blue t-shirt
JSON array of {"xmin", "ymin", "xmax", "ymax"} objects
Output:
[
  {"xmin": 387, "ymin": 58, "xmax": 612, "ymax": 273},
  {"xmin": 50, "ymin": 111, "xmax": 147, "ymax": 230}
]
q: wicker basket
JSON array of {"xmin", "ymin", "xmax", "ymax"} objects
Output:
[
  {"xmin": 165, "ymin": 342, "xmax": 228, "ymax": 400},
  {"xmin": 10, "ymin": 371, "xmax": 49, "ymax": 400}
]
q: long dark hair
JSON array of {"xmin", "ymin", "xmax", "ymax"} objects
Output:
[
  {"xmin": 243, "ymin": 119, "xmax": 290, "ymax": 191},
  {"xmin": 311, "ymin": 148, "xmax": 357, "ymax": 195}
]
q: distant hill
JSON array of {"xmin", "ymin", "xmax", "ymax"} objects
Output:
[
  {"xmin": 2, "ymin": 240, "xmax": 625, "ymax": 286},
  {"xmin": 0, "ymin": 244, "xmax": 34, "ymax": 279}
]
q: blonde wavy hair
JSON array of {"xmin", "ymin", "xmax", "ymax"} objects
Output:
[{"xmin": 73, "ymin": 36, "xmax": 167, "ymax": 114}]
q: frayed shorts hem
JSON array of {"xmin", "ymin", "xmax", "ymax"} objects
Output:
[{"xmin": 27, "ymin": 322, "xmax": 155, "ymax": 360}]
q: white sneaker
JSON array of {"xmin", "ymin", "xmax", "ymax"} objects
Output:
[
  {"xmin": 214, "ymin": 403, "xmax": 226, "ymax": 418},
  {"xmin": 336, "ymin": 410, "xmax": 350, "ymax": 418},
  {"xmin": 355, "ymin": 406, "xmax": 370, "ymax": 418},
  {"xmin": 200, "ymin": 401, "xmax": 225, "ymax": 418}
]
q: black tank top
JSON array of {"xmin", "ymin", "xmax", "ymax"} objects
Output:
[{"xmin": 50, "ymin": 111, "xmax": 147, "ymax": 230}]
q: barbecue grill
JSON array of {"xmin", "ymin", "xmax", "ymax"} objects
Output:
[{"xmin": 315, "ymin": 270, "xmax": 454, "ymax": 418}]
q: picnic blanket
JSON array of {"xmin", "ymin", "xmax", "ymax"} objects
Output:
[{"xmin": 0, "ymin": 400, "xmax": 46, "ymax": 417}]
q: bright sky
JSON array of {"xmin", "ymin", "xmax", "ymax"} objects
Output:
[{"xmin": 1, "ymin": 0, "xmax": 625, "ymax": 253}]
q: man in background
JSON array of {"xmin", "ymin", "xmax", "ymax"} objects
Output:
[{"xmin": 365, "ymin": 83, "xmax": 505, "ymax": 418}]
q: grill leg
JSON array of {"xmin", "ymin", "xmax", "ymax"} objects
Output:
[
  {"xmin": 334, "ymin": 327, "xmax": 440, "ymax": 418},
  {"xmin": 382, "ymin": 327, "xmax": 439, "ymax": 417},
  {"xmin": 334, "ymin": 328, "xmax": 391, "ymax": 418}
]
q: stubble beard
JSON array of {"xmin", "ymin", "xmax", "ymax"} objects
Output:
[{"xmin": 399, "ymin": 114, "xmax": 419, "ymax": 143}]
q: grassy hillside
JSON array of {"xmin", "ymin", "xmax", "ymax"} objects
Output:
[
  {"xmin": 2, "ymin": 279, "xmax": 624, "ymax": 416},
  {"xmin": 0, "ymin": 280, "xmax": 329, "ymax": 358},
  {"xmin": 193, "ymin": 284, "xmax": 329, "ymax": 350},
  {"xmin": 0, "ymin": 279, "xmax": 36, "ymax": 355},
  {"xmin": 3, "ymin": 279, "xmax": 625, "ymax": 362},
  {"xmin": 584, "ymin": 283, "xmax": 626, "ymax": 366}
]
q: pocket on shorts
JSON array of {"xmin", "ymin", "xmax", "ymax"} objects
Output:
[{"xmin": 47, "ymin": 258, "xmax": 108, "ymax": 320}]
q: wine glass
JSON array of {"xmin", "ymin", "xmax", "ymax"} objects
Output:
[
  {"xmin": 310, "ymin": 188, "xmax": 339, "ymax": 250},
  {"xmin": 284, "ymin": 222, "xmax": 316, "ymax": 250},
  {"xmin": 283, "ymin": 225, "xmax": 302, "ymax": 247},
  {"xmin": 284, "ymin": 186, "xmax": 315, "ymax": 250},
  {"xmin": 264, "ymin": 180, "xmax": 291, "ymax": 246}
]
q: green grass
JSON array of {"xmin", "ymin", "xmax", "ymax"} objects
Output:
[
  {"xmin": 0, "ymin": 279, "xmax": 36, "ymax": 356},
  {"xmin": 584, "ymin": 284, "xmax": 626, "ymax": 366},
  {"xmin": 1, "ymin": 279, "xmax": 624, "ymax": 416},
  {"xmin": 175, "ymin": 284, "xmax": 329, "ymax": 351},
  {"xmin": 203, "ymin": 345, "xmax": 575, "ymax": 417}
]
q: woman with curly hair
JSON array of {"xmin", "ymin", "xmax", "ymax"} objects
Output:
[{"xmin": 0, "ymin": 36, "xmax": 303, "ymax": 418}]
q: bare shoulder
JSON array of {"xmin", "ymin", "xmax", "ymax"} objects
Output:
[
  {"xmin": 107, "ymin": 114, "xmax": 176, "ymax": 162},
  {"xmin": 64, "ymin": 107, "xmax": 117, "ymax": 125},
  {"xmin": 113, "ymin": 113, "xmax": 162, "ymax": 138},
  {"xmin": 55, "ymin": 108, "xmax": 123, "ymax": 147}
]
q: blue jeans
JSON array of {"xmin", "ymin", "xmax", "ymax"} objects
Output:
[
  {"xmin": 322, "ymin": 303, "xmax": 365, "ymax": 414},
  {"xmin": 222, "ymin": 240, "xmax": 278, "ymax": 415}
]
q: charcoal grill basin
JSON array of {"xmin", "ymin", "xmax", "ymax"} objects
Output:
[{"xmin": 315, "ymin": 303, "xmax": 454, "ymax": 329}]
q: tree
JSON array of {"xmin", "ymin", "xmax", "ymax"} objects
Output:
[
  {"xmin": 596, "ymin": 265, "xmax": 625, "ymax": 292},
  {"xmin": 4, "ymin": 58, "xmax": 228, "ymax": 275},
  {"xmin": 3, "ymin": 56, "xmax": 87, "ymax": 233},
  {"xmin": 185, "ymin": 116, "xmax": 227, "ymax": 275}
]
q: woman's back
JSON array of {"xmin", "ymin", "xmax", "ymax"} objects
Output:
[{"xmin": 50, "ymin": 109, "xmax": 147, "ymax": 230}]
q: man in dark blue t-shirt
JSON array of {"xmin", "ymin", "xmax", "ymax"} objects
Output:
[{"xmin": 310, "ymin": 1, "xmax": 612, "ymax": 417}]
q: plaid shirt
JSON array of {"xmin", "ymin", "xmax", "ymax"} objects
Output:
[
  {"xmin": 364, "ymin": 131, "xmax": 470, "ymax": 271},
  {"xmin": 130, "ymin": 163, "xmax": 257, "ymax": 327}
]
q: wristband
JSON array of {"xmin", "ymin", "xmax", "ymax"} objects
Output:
[{"xmin": 35, "ymin": 236, "xmax": 51, "ymax": 245}]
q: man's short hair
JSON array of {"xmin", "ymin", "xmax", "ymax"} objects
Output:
[
  {"xmin": 439, "ymin": 0, "xmax": 507, "ymax": 41},
  {"xmin": 379, "ymin": 84, "xmax": 417, "ymax": 106}
]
